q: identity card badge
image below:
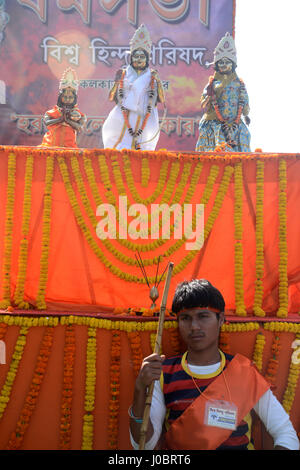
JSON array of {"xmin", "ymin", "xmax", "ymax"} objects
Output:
[{"xmin": 204, "ymin": 400, "xmax": 237, "ymax": 430}]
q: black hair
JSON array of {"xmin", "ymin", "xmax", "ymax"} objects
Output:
[
  {"xmin": 172, "ymin": 279, "xmax": 225, "ymax": 314},
  {"xmin": 130, "ymin": 48, "xmax": 149, "ymax": 70},
  {"xmin": 57, "ymin": 88, "xmax": 77, "ymax": 108}
]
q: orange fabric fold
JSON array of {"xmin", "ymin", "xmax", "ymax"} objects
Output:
[{"xmin": 165, "ymin": 354, "xmax": 270, "ymax": 450}]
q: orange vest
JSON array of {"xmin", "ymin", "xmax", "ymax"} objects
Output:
[{"xmin": 165, "ymin": 354, "xmax": 269, "ymax": 450}]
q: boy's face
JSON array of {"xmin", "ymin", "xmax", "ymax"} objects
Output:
[{"xmin": 177, "ymin": 308, "xmax": 224, "ymax": 353}]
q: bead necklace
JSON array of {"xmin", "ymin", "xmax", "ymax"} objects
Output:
[
  {"xmin": 209, "ymin": 74, "xmax": 246, "ymax": 147},
  {"xmin": 118, "ymin": 69, "xmax": 156, "ymax": 150}
]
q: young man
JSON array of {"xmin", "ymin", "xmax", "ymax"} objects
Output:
[{"xmin": 129, "ymin": 279, "xmax": 299, "ymax": 450}]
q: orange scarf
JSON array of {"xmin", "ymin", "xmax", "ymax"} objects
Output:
[{"xmin": 165, "ymin": 354, "xmax": 269, "ymax": 450}]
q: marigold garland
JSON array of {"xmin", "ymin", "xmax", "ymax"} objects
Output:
[
  {"xmin": 71, "ymin": 155, "xmax": 96, "ymax": 225},
  {"xmin": 264, "ymin": 333, "xmax": 281, "ymax": 387},
  {"xmin": 150, "ymin": 331, "xmax": 162, "ymax": 354},
  {"xmin": 173, "ymin": 164, "xmax": 234, "ymax": 277},
  {"xmin": 221, "ymin": 322, "xmax": 260, "ymax": 332},
  {"xmin": 122, "ymin": 154, "xmax": 170, "ymax": 205},
  {"xmin": 277, "ymin": 159, "xmax": 288, "ymax": 318},
  {"xmin": 14, "ymin": 154, "xmax": 34, "ymax": 309},
  {"xmin": 100, "ymin": 154, "xmax": 217, "ymax": 268},
  {"xmin": 282, "ymin": 333, "xmax": 300, "ymax": 414},
  {"xmin": 0, "ymin": 314, "xmax": 299, "ymax": 445},
  {"xmin": 124, "ymin": 158, "xmax": 200, "ymax": 249},
  {"xmin": 108, "ymin": 330, "xmax": 121, "ymax": 449},
  {"xmin": 141, "ymin": 158, "xmax": 150, "ymax": 188},
  {"xmin": 0, "ymin": 321, "xmax": 7, "ymax": 340},
  {"xmin": 105, "ymin": 155, "xmax": 180, "ymax": 243},
  {"xmin": 59, "ymin": 154, "xmax": 231, "ymax": 282},
  {"xmin": 263, "ymin": 321, "xmax": 300, "ymax": 334},
  {"xmin": 210, "ymin": 75, "xmax": 246, "ymax": 142},
  {"xmin": 219, "ymin": 329, "xmax": 230, "ymax": 354},
  {"xmin": 6, "ymin": 326, "xmax": 54, "ymax": 450},
  {"xmin": 127, "ymin": 331, "xmax": 143, "ymax": 377},
  {"xmin": 72, "ymin": 154, "xmax": 172, "ymax": 267},
  {"xmin": 234, "ymin": 162, "xmax": 246, "ymax": 316},
  {"xmin": 252, "ymin": 332, "xmax": 266, "ymax": 373},
  {"xmin": 100, "ymin": 153, "xmax": 203, "ymax": 249},
  {"xmin": 81, "ymin": 326, "xmax": 97, "ymax": 450},
  {"xmin": 253, "ymin": 160, "xmax": 265, "ymax": 317},
  {"xmin": 59, "ymin": 324, "xmax": 75, "ymax": 450},
  {"xmin": 0, "ymin": 153, "xmax": 16, "ymax": 309},
  {"xmin": 58, "ymin": 155, "xmax": 144, "ymax": 283},
  {"xmin": 0, "ymin": 325, "xmax": 29, "ymax": 420},
  {"xmin": 36, "ymin": 156, "xmax": 54, "ymax": 310}
]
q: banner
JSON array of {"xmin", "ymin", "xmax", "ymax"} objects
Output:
[{"xmin": 0, "ymin": 0, "xmax": 235, "ymax": 151}]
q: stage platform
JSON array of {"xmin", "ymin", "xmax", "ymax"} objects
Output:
[{"xmin": 0, "ymin": 145, "xmax": 299, "ymax": 449}]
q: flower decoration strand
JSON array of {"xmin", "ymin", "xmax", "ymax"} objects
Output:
[
  {"xmin": 36, "ymin": 156, "xmax": 54, "ymax": 310},
  {"xmin": 222, "ymin": 322, "xmax": 260, "ymax": 333},
  {"xmin": 0, "ymin": 325, "xmax": 29, "ymax": 421},
  {"xmin": 122, "ymin": 154, "xmax": 170, "ymax": 204},
  {"xmin": 234, "ymin": 162, "xmax": 246, "ymax": 316},
  {"xmin": 59, "ymin": 324, "xmax": 75, "ymax": 450},
  {"xmin": 173, "ymin": 165, "xmax": 234, "ymax": 276},
  {"xmin": 71, "ymin": 155, "xmax": 97, "ymax": 226},
  {"xmin": 141, "ymin": 158, "xmax": 150, "ymax": 188},
  {"xmin": 108, "ymin": 330, "xmax": 121, "ymax": 449},
  {"xmin": 6, "ymin": 326, "xmax": 54, "ymax": 450},
  {"xmin": 264, "ymin": 333, "xmax": 281, "ymax": 387},
  {"xmin": 99, "ymin": 154, "xmax": 203, "ymax": 250},
  {"xmin": 58, "ymin": 155, "xmax": 144, "ymax": 283},
  {"xmin": 219, "ymin": 329, "xmax": 230, "ymax": 354},
  {"xmin": 0, "ymin": 153, "xmax": 16, "ymax": 309},
  {"xmin": 253, "ymin": 160, "xmax": 265, "ymax": 316},
  {"xmin": 81, "ymin": 326, "xmax": 97, "ymax": 450},
  {"xmin": 59, "ymin": 154, "xmax": 230, "ymax": 282},
  {"xmin": 0, "ymin": 321, "xmax": 8, "ymax": 340},
  {"xmin": 127, "ymin": 331, "xmax": 143, "ymax": 378},
  {"xmin": 252, "ymin": 332, "xmax": 266, "ymax": 373},
  {"xmin": 150, "ymin": 331, "xmax": 163, "ymax": 354},
  {"xmin": 14, "ymin": 154, "xmax": 34, "ymax": 309},
  {"xmin": 263, "ymin": 321, "xmax": 300, "ymax": 334},
  {"xmin": 107, "ymin": 154, "xmax": 180, "ymax": 241},
  {"xmin": 277, "ymin": 159, "xmax": 288, "ymax": 318}
]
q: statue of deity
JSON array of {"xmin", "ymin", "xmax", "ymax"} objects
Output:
[
  {"xmin": 40, "ymin": 68, "xmax": 86, "ymax": 148},
  {"xmin": 195, "ymin": 32, "xmax": 251, "ymax": 152},
  {"xmin": 102, "ymin": 24, "xmax": 165, "ymax": 151}
]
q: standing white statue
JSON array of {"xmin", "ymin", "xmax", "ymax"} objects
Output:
[{"xmin": 102, "ymin": 24, "xmax": 165, "ymax": 151}]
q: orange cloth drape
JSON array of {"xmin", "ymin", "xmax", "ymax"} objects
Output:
[
  {"xmin": 0, "ymin": 316, "xmax": 299, "ymax": 450},
  {"xmin": 0, "ymin": 146, "xmax": 300, "ymax": 318},
  {"xmin": 165, "ymin": 354, "xmax": 270, "ymax": 450}
]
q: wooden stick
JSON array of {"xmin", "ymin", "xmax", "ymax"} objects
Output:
[{"xmin": 138, "ymin": 261, "xmax": 174, "ymax": 450}]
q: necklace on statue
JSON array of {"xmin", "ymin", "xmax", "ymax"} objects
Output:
[
  {"xmin": 209, "ymin": 75, "xmax": 246, "ymax": 147},
  {"xmin": 118, "ymin": 69, "xmax": 156, "ymax": 150}
]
